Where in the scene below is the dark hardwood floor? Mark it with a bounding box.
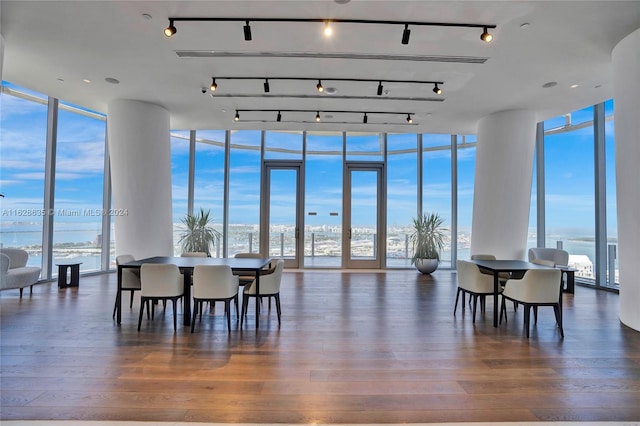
[1,269,640,423]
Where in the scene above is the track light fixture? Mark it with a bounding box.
[243,20,252,41]
[165,17,496,44]
[163,19,176,37]
[402,24,411,45]
[210,78,218,92]
[205,76,443,96]
[323,21,333,37]
[234,109,415,124]
[480,26,493,43]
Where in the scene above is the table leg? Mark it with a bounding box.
[182,269,192,326]
[116,266,122,325]
[255,269,260,329]
[493,272,499,327]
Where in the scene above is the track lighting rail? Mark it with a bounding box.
[164,17,495,43]
[233,109,415,124]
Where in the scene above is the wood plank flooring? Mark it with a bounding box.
[2,269,640,423]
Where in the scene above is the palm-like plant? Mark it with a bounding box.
[178,208,221,257]
[410,212,445,264]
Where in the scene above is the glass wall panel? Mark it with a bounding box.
[265,130,303,160]
[528,150,538,254]
[305,132,343,267]
[193,130,225,257]
[228,130,261,255]
[346,133,383,161]
[386,133,417,268]
[457,135,476,261]
[0,84,48,270]
[170,131,190,255]
[544,106,595,281]
[605,100,618,287]
[423,134,452,268]
[52,103,106,272]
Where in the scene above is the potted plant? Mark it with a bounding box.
[410,212,446,274]
[178,208,221,257]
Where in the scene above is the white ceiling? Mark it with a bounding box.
[2,1,639,134]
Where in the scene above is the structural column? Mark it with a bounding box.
[612,27,640,332]
[470,109,537,260]
[107,99,173,258]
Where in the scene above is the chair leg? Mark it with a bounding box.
[524,305,531,339]
[240,295,248,328]
[225,299,231,332]
[234,294,239,320]
[191,299,198,333]
[113,294,118,319]
[553,304,564,338]
[454,288,461,315]
[30,285,33,295]
[472,295,478,323]
[137,297,146,331]
[19,288,23,298]
[500,297,507,324]
[533,306,538,324]
[172,298,177,333]
[275,294,281,325]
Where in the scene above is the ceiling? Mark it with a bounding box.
[2,1,639,134]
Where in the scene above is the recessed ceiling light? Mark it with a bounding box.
[520,22,530,29]
[570,84,579,89]
[57,78,64,82]
[542,81,557,88]
[82,79,91,83]
[142,13,152,20]
[105,77,120,84]
[334,0,350,3]
[324,87,338,95]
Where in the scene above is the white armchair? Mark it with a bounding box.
[528,248,569,267]
[0,248,41,297]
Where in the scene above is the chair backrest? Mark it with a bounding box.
[256,259,284,295]
[234,252,263,259]
[531,258,555,267]
[116,254,141,289]
[140,263,183,297]
[471,254,496,261]
[0,248,29,269]
[503,269,562,304]
[456,260,494,293]
[181,252,207,257]
[528,248,569,267]
[192,265,239,299]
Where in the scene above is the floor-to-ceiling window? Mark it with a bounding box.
[52,102,106,272]
[544,107,596,281]
[422,134,453,268]
[604,100,618,287]
[456,135,476,261]
[228,130,262,255]
[386,133,417,268]
[170,131,190,255]
[0,84,48,270]
[194,130,226,257]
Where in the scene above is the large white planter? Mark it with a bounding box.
[415,258,439,274]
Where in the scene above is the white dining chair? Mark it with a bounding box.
[455,260,502,323]
[191,265,239,333]
[112,254,141,319]
[241,259,283,327]
[138,263,184,332]
[500,268,563,338]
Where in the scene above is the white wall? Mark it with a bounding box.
[612,27,640,332]
[107,99,174,259]
[470,109,537,260]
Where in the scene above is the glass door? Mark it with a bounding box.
[343,163,385,269]
[261,161,303,268]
